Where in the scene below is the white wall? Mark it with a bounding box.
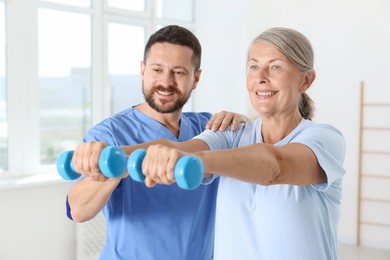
[196,0,390,247]
[194,0,249,114]
[0,181,75,260]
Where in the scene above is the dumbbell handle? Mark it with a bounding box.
[127,149,204,190]
[57,146,127,180]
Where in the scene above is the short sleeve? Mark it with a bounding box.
[193,123,247,151]
[292,124,346,191]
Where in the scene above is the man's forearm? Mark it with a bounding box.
[68,177,121,223]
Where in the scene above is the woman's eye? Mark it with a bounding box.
[271,64,281,70]
[249,64,259,70]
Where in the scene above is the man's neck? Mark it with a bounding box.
[135,103,182,138]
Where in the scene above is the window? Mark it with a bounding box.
[107,0,145,12]
[108,22,145,113]
[0,1,6,171]
[2,0,195,176]
[38,8,92,164]
[40,0,90,7]
[156,0,193,22]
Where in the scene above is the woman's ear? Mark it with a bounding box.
[300,69,316,92]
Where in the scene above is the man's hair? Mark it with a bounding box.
[143,25,202,71]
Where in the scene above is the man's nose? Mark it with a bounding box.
[160,71,175,86]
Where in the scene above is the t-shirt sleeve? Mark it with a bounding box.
[192,130,225,185]
[193,123,246,151]
[194,125,247,185]
[292,124,346,191]
[193,130,230,150]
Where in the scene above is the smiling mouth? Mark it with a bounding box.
[157,90,174,96]
[256,91,276,96]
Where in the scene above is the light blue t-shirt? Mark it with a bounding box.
[67,107,219,260]
[195,118,346,260]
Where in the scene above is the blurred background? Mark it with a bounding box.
[0,0,389,259]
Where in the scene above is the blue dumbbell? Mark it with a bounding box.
[127,149,203,190]
[57,146,127,180]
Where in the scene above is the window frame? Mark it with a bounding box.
[0,0,8,173]
[2,0,195,178]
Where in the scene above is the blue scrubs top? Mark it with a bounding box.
[67,107,218,260]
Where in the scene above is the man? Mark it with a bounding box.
[67,25,246,259]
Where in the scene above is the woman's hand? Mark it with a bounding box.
[141,144,188,188]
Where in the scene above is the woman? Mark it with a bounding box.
[138,27,346,260]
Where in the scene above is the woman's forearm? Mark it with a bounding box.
[196,143,325,186]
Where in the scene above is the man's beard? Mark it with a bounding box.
[142,83,192,114]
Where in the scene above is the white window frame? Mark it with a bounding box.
[0,0,8,174]
[2,0,195,179]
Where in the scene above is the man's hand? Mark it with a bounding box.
[206,111,249,131]
[72,141,128,181]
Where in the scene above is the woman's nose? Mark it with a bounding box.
[257,69,269,84]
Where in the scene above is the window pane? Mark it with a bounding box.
[108,23,145,113]
[0,2,6,170]
[38,9,91,164]
[108,0,145,12]
[40,0,91,8]
[157,0,193,22]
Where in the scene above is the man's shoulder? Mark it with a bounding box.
[182,111,212,122]
[84,107,138,137]
[99,107,141,125]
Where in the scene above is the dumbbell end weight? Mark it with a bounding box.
[57,151,81,180]
[127,149,147,182]
[174,156,203,190]
[98,146,127,178]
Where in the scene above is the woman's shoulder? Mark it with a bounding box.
[299,119,343,137]
[293,119,346,161]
